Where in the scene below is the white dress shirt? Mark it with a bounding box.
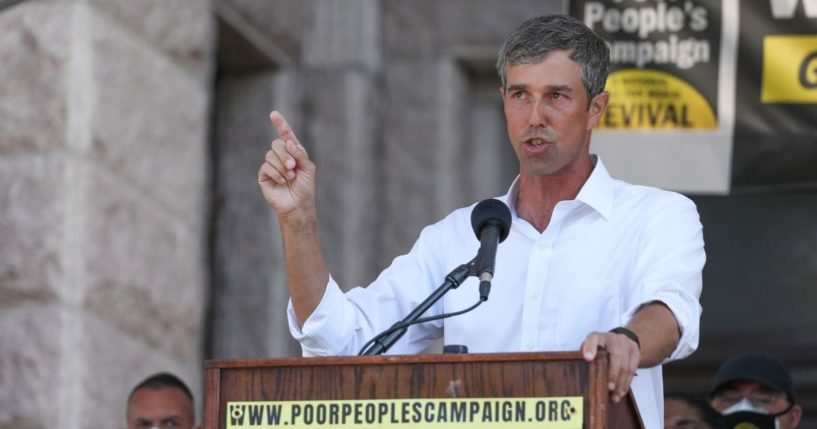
[287,157,705,429]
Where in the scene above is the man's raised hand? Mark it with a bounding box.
[258,111,317,219]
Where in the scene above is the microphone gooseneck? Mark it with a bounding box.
[358,199,512,355]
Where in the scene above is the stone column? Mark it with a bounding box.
[208,70,303,359]
[206,0,304,360]
[301,0,382,289]
[0,1,213,428]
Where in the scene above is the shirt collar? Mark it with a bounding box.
[504,154,615,221]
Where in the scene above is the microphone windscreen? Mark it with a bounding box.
[470,199,512,242]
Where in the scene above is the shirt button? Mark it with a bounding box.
[526,343,534,350]
[537,242,547,250]
[531,292,539,299]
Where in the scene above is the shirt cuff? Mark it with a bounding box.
[286,275,356,356]
[631,287,701,362]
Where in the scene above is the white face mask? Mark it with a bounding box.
[722,397,768,415]
[721,398,781,429]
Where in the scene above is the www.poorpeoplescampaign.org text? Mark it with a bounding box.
[227,397,583,429]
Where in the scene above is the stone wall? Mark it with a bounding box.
[0,1,213,428]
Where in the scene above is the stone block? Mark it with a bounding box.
[73,311,202,429]
[88,9,209,223]
[87,0,213,80]
[303,70,380,288]
[465,97,517,200]
[0,304,63,429]
[0,305,202,429]
[382,0,440,57]
[435,0,563,48]
[220,0,304,61]
[0,3,71,155]
[208,71,299,359]
[0,155,65,303]
[380,62,452,264]
[80,163,205,363]
[383,0,563,58]
[303,0,380,69]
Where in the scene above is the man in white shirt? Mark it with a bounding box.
[258,14,705,429]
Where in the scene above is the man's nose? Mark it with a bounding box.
[527,98,547,127]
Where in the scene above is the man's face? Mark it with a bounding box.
[711,380,801,428]
[500,50,608,179]
[127,387,195,429]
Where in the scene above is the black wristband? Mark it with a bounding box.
[610,327,640,350]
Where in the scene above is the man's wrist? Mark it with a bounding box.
[278,206,318,228]
[610,327,641,350]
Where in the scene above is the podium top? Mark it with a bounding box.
[205,351,587,369]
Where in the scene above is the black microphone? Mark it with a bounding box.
[358,199,511,356]
[470,199,512,301]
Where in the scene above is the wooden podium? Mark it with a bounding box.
[204,351,643,429]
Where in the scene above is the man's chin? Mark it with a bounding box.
[520,163,561,177]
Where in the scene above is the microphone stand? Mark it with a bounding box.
[359,262,474,356]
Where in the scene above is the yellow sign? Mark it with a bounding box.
[598,68,717,130]
[226,397,583,429]
[762,35,817,103]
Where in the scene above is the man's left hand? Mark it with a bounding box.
[581,331,640,403]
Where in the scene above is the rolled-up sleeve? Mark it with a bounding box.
[622,193,705,362]
[286,217,455,357]
[287,275,358,356]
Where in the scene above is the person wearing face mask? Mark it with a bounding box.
[708,353,803,429]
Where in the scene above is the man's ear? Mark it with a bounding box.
[788,404,802,427]
[587,91,609,129]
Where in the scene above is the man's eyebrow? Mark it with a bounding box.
[506,83,528,92]
[505,83,575,92]
[547,84,574,92]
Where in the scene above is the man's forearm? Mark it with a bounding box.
[279,210,330,328]
[627,302,681,368]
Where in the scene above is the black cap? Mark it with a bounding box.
[708,353,796,404]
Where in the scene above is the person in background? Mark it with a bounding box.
[125,372,198,429]
[709,353,802,429]
[665,391,723,429]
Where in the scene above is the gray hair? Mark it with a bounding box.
[496,15,610,103]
